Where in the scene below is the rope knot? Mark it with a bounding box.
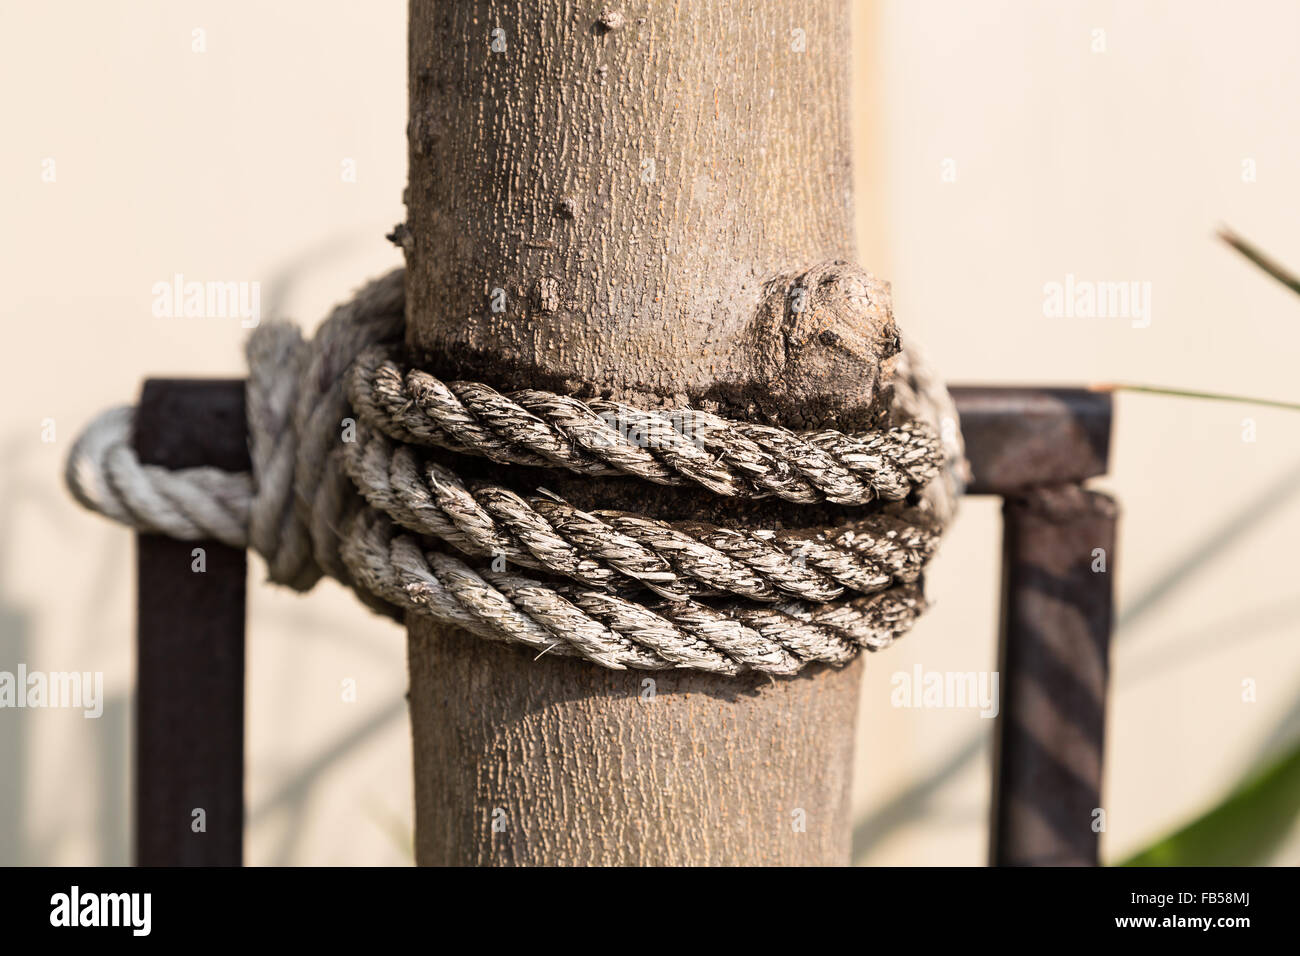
[66,266,967,676]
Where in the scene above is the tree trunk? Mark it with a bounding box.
[404,0,865,865]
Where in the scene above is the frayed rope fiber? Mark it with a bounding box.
[66,268,967,676]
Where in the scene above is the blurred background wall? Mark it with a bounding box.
[1,0,1296,865]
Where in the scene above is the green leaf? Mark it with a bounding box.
[1120,739,1300,866]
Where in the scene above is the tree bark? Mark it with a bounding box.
[404,0,866,865]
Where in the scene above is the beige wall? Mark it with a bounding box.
[1,0,1296,865]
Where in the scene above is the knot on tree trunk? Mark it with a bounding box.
[740,261,901,430]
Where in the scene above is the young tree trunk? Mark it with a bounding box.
[404,0,866,865]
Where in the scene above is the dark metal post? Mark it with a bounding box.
[989,485,1118,865]
[949,388,1117,866]
[123,383,1117,867]
[134,379,248,866]
[951,387,1112,495]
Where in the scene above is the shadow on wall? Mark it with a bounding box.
[0,604,29,864]
[852,454,1300,865]
[0,427,135,865]
[0,565,132,865]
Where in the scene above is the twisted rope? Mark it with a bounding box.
[342,419,938,602]
[349,346,943,505]
[65,405,251,547]
[66,267,964,675]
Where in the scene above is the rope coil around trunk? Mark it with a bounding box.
[65,268,966,676]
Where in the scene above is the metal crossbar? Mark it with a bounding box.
[132,381,1115,867]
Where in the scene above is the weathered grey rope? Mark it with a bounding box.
[342,419,937,603]
[349,346,943,505]
[892,338,970,526]
[341,509,927,676]
[65,267,961,675]
[66,405,251,547]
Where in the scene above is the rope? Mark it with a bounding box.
[343,420,940,602]
[348,346,944,504]
[65,267,966,675]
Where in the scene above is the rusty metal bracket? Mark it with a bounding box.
[134,380,247,866]
[130,380,1115,867]
[955,386,1118,865]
